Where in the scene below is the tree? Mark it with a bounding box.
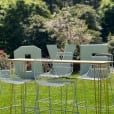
[0,5,7,50]
[22,14,55,57]
[46,16,92,46]
[43,0,73,13]
[45,4,102,47]
[108,39,114,55]
[68,4,101,31]
[72,0,102,8]
[100,2,114,42]
[0,0,51,57]
[1,1,31,56]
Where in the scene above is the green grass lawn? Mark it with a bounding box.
[0,73,114,114]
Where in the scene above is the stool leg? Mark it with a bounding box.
[72,81,79,114]
[60,87,63,114]
[64,85,68,114]
[34,83,40,114]
[21,84,26,114]
[48,86,52,114]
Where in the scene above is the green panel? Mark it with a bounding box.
[47,45,58,59]
[47,44,76,76]
[14,45,42,79]
[80,44,108,75]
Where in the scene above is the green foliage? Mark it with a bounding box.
[72,0,102,8]
[22,14,55,57]
[0,0,51,57]
[100,4,114,41]
[22,15,45,43]
[70,4,101,30]
[108,39,114,54]
[88,30,102,43]
[43,0,73,13]
[0,5,6,27]
[43,0,102,14]
[100,0,112,8]
[46,16,91,46]
[1,1,32,56]
[45,4,102,47]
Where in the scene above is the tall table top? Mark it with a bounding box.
[8,58,112,64]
